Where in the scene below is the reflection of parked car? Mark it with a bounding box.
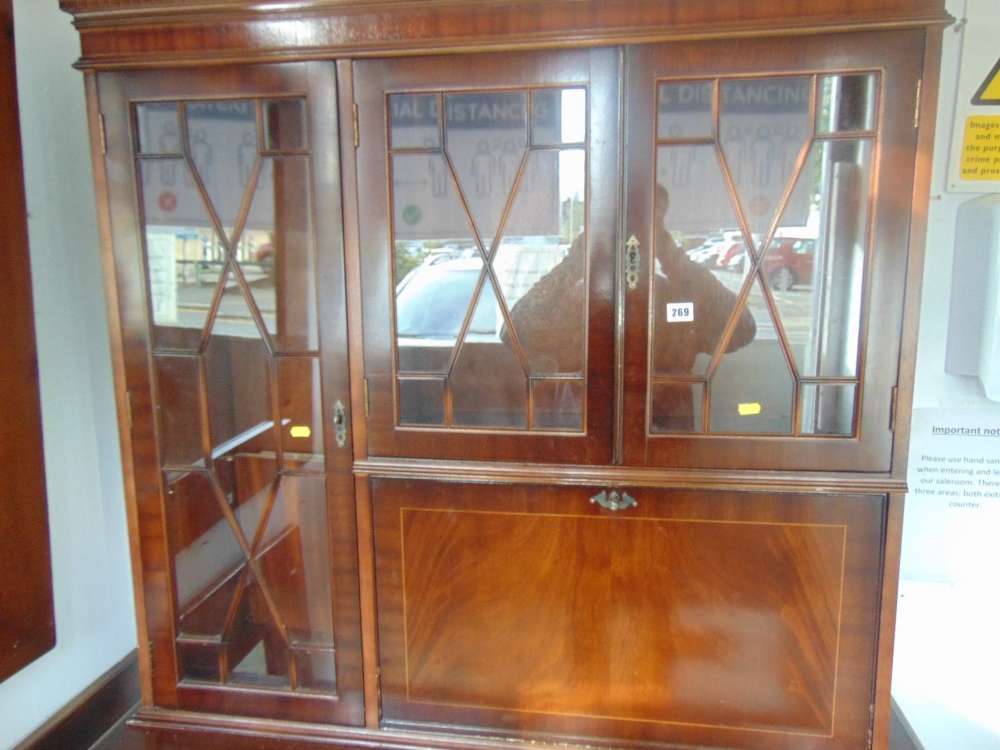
[764,238,815,291]
[395,256,499,342]
[714,240,747,269]
[723,238,815,291]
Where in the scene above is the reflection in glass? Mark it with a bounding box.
[533,380,583,430]
[650,182,756,431]
[135,102,181,156]
[817,74,878,134]
[155,354,203,467]
[139,159,219,351]
[389,93,441,150]
[802,140,871,379]
[392,85,587,432]
[719,76,812,238]
[801,384,856,436]
[533,88,585,145]
[652,72,878,437]
[399,378,446,426]
[264,98,307,151]
[651,382,704,434]
[710,279,794,435]
[184,100,259,242]
[278,357,324,467]
[137,95,337,694]
[243,155,319,353]
[657,80,714,140]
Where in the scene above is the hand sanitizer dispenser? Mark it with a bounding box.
[945,194,1000,400]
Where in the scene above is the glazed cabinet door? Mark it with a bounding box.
[97,63,364,724]
[621,31,924,471]
[372,478,886,750]
[356,32,923,472]
[355,49,620,464]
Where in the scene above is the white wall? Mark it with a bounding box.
[0,1,136,747]
[893,0,1000,747]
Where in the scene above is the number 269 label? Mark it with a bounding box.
[667,302,694,322]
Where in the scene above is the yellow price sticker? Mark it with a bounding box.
[738,403,762,416]
[289,425,312,438]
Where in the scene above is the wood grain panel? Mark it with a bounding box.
[374,479,886,750]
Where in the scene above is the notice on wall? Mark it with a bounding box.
[902,407,1000,582]
[947,0,1000,192]
[958,116,1000,181]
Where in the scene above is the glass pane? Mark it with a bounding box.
[278,356,324,468]
[399,378,446,426]
[204,277,276,459]
[817,73,878,134]
[139,159,220,351]
[389,93,441,150]
[154,354,203,467]
[240,155,319,353]
[650,381,704,433]
[258,475,335,649]
[657,80,714,140]
[135,101,181,156]
[532,379,583,431]
[651,155,754,387]
[294,648,336,692]
[227,576,291,689]
[500,149,586,376]
[184,100,260,241]
[451,283,528,428]
[444,90,529,248]
[227,453,279,551]
[395,253,481,375]
[264,97,307,151]
[532,88,585,146]
[769,140,871,379]
[168,470,245,639]
[656,143,744,271]
[801,383,857,436]
[709,277,794,435]
[719,76,812,237]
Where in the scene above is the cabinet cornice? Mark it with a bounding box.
[61,0,951,69]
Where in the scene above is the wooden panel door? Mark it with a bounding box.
[621,31,925,471]
[97,63,363,724]
[372,478,886,750]
[355,48,620,465]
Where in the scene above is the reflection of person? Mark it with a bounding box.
[651,183,755,430]
[504,184,755,431]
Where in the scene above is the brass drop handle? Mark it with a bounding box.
[590,489,637,511]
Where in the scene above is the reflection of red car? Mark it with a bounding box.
[713,240,747,269]
[763,238,815,291]
[724,238,815,291]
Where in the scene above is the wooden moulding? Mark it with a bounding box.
[59,0,951,69]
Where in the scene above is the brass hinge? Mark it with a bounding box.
[353,102,359,148]
[914,79,923,128]
[889,386,899,431]
[99,113,107,155]
[364,378,370,418]
[867,703,876,750]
